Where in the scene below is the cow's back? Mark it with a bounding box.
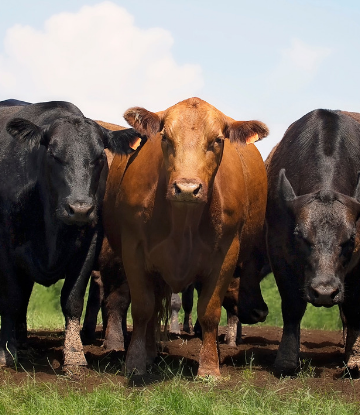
[267,109,360,209]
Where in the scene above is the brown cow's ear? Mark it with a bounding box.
[124,107,163,137]
[227,120,269,145]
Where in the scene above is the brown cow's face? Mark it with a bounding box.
[124,97,269,205]
[160,102,225,203]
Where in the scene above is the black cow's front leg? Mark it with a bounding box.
[61,233,99,368]
[342,269,360,371]
[272,260,307,375]
[0,251,33,366]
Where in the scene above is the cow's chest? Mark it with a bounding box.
[147,233,214,293]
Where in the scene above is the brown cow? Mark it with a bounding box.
[82,120,135,348]
[103,97,268,376]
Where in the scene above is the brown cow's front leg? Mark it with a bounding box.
[197,239,239,377]
[122,247,155,376]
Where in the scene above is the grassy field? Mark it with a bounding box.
[26,273,342,331]
[0,375,358,415]
[2,273,355,414]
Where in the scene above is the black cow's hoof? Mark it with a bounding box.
[273,361,298,378]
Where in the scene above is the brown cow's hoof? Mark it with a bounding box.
[197,366,221,378]
[125,358,146,377]
[103,340,125,352]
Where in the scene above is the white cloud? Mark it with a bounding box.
[269,38,332,93]
[0,1,204,123]
[283,39,331,73]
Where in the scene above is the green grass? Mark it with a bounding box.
[0,376,358,415]
[6,275,357,415]
[259,274,342,331]
[175,273,342,332]
[26,273,342,332]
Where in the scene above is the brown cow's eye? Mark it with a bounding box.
[215,137,223,145]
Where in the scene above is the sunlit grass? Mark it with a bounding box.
[0,376,357,415]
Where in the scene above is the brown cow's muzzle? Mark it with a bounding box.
[168,179,206,203]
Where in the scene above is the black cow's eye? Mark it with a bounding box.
[91,154,105,166]
[340,237,355,258]
[215,137,223,145]
[49,151,63,164]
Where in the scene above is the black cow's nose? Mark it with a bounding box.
[250,307,269,323]
[310,284,341,306]
[68,202,94,223]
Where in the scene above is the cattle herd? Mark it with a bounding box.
[0,97,360,379]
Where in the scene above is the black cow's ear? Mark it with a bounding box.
[278,169,296,203]
[6,118,45,147]
[104,128,143,154]
[226,120,269,145]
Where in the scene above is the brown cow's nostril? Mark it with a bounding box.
[193,184,202,196]
[174,183,182,195]
[174,181,202,196]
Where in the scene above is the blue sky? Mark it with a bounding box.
[1,0,360,158]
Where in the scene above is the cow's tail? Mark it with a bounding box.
[153,275,172,343]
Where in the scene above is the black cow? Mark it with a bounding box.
[0,99,30,107]
[266,109,360,375]
[0,100,139,368]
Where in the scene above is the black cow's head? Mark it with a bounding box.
[279,169,360,307]
[6,116,139,227]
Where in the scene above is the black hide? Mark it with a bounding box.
[266,109,360,374]
[0,100,139,367]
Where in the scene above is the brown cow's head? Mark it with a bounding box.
[124,97,268,204]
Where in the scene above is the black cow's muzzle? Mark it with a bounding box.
[238,305,269,324]
[62,200,96,226]
[306,280,343,307]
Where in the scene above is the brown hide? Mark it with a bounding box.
[103,97,268,377]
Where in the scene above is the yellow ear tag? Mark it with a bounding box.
[130,137,142,150]
[246,133,259,145]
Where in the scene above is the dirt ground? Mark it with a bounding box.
[2,325,360,402]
